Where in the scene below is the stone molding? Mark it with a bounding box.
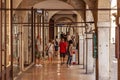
[86,34,93,39]
[97,22,111,27]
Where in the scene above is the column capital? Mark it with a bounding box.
[97,21,111,27]
[79,35,84,40]
[86,34,93,39]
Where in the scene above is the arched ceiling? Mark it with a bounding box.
[14,0,96,22]
[56,17,73,22]
[14,0,97,10]
[46,10,81,22]
[33,0,80,21]
[55,11,75,14]
[83,0,96,8]
[34,0,73,9]
[53,12,76,22]
[13,0,22,8]
[13,0,97,8]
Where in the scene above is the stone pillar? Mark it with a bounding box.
[86,34,94,73]
[83,34,86,69]
[85,5,94,73]
[97,0,110,80]
[24,27,29,64]
[109,43,117,80]
[97,22,110,80]
[79,35,84,65]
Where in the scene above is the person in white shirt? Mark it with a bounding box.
[35,36,43,67]
[67,32,71,42]
[46,40,54,63]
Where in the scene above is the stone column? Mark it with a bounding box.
[79,35,84,65]
[97,0,110,80]
[83,34,86,69]
[97,22,110,80]
[24,27,29,64]
[86,34,94,73]
[85,5,94,73]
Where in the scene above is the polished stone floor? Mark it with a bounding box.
[16,57,95,80]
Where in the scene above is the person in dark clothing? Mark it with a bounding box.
[59,38,67,65]
[66,40,73,68]
[60,32,64,39]
[54,36,59,56]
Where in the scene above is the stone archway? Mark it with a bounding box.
[54,16,74,37]
[49,14,76,40]
[32,0,84,42]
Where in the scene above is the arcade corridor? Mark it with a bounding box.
[0,0,120,80]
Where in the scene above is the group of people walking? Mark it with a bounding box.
[59,32,75,67]
[35,32,78,68]
[59,38,73,67]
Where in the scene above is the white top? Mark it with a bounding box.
[36,39,42,52]
[67,35,71,41]
[47,43,54,53]
[55,38,59,43]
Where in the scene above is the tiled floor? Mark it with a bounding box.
[16,57,95,80]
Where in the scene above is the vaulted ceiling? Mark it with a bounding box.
[14,0,97,9]
[13,0,97,22]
